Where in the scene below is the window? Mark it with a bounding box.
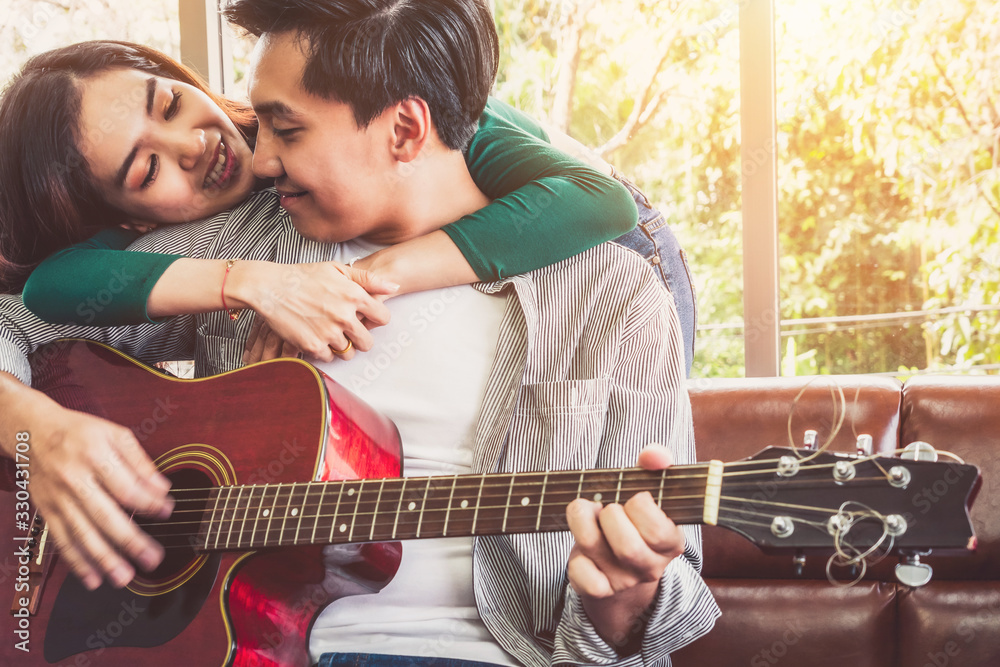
[3,0,996,378]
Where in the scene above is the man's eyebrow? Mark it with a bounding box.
[253,100,300,118]
[113,78,156,189]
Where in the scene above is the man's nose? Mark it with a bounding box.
[252,131,283,180]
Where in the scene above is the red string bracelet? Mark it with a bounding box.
[221,259,241,321]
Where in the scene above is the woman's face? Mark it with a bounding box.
[77,67,257,225]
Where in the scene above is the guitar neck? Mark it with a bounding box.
[196,465,715,551]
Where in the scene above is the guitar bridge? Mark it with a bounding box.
[9,511,54,617]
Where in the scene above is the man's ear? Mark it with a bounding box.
[389,97,431,163]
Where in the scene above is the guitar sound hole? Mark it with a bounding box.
[135,468,213,585]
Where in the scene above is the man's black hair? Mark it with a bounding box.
[224,0,499,150]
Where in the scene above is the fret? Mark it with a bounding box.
[263,483,282,546]
[310,482,328,545]
[392,478,406,540]
[205,487,224,551]
[275,484,295,546]
[213,486,234,551]
[471,475,486,535]
[443,475,459,537]
[501,472,516,532]
[657,469,665,508]
[227,486,246,549]
[235,486,253,549]
[576,469,585,500]
[415,477,432,538]
[614,469,624,505]
[369,479,386,542]
[535,472,549,532]
[329,481,346,542]
[346,482,362,542]
[292,483,311,545]
[249,484,268,548]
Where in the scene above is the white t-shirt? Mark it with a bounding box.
[308,239,517,666]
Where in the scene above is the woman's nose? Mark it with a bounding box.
[172,127,207,171]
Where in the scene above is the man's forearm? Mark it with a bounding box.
[0,370,53,458]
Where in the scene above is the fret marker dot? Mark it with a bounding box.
[593,493,603,503]
[521,497,530,506]
[348,488,355,496]
[460,500,469,509]
[262,509,270,517]
[408,501,416,511]
[291,508,298,517]
[339,524,347,533]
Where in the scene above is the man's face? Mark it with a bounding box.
[247,31,389,242]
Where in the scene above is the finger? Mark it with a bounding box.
[111,430,172,517]
[328,338,356,361]
[43,513,103,591]
[355,297,392,328]
[99,451,175,521]
[86,486,167,575]
[598,501,672,581]
[637,443,674,470]
[338,319,374,352]
[623,492,686,557]
[59,492,141,588]
[344,267,400,296]
[567,549,615,599]
[244,320,273,364]
[566,498,614,561]
[259,326,285,361]
[280,339,302,358]
[243,317,266,363]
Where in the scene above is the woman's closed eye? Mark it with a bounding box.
[141,154,159,189]
[164,91,182,120]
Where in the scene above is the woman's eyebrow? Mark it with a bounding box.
[114,78,157,189]
[145,76,156,115]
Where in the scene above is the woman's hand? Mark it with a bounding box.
[226,260,397,363]
[0,374,173,590]
[565,444,685,650]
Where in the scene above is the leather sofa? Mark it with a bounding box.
[674,375,1000,667]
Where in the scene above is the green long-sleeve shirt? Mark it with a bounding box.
[23,98,636,325]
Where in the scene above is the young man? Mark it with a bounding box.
[0,1,718,663]
[228,2,717,664]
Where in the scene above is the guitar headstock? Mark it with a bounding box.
[715,445,980,568]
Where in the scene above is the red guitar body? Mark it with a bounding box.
[1,339,403,667]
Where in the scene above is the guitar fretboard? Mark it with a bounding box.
[196,465,712,551]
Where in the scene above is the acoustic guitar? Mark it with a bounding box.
[0,340,980,666]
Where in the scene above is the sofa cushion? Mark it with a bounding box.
[688,375,902,579]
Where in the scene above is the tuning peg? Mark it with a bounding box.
[895,550,934,587]
[803,429,818,450]
[856,434,873,456]
[901,441,937,462]
[793,551,806,576]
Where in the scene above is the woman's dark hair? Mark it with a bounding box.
[224,0,499,151]
[0,40,257,293]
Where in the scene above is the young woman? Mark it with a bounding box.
[0,40,696,370]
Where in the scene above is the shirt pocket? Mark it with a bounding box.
[194,323,246,377]
[511,377,612,472]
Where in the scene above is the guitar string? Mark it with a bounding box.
[132,491,885,547]
[131,454,905,509]
[140,464,910,528]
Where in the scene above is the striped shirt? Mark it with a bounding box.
[0,189,719,665]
